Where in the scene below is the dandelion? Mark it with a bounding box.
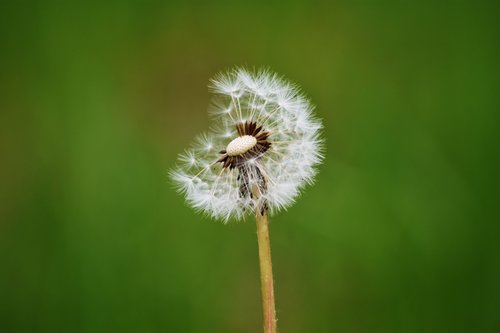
[170,68,324,333]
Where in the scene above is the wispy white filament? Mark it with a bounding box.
[170,68,324,222]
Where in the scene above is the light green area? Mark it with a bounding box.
[1,1,499,332]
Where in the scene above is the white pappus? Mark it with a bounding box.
[170,68,324,222]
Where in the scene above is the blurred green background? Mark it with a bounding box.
[1,1,499,332]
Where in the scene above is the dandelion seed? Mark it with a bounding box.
[170,67,324,222]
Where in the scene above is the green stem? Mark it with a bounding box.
[255,209,277,333]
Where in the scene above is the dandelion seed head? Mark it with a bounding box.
[171,67,324,222]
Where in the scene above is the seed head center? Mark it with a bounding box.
[226,135,257,157]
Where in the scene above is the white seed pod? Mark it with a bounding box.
[170,68,324,222]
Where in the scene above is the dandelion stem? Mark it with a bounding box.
[255,208,277,333]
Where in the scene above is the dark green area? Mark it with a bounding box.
[1,1,499,332]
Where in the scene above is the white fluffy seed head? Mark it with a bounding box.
[226,135,257,156]
[171,67,324,223]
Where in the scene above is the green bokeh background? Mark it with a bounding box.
[1,1,499,332]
